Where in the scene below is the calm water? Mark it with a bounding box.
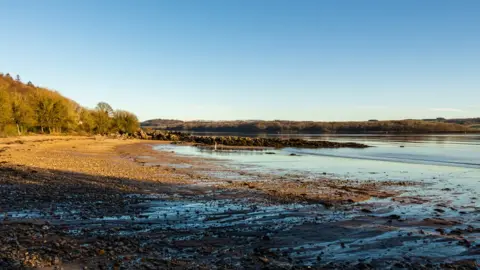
[156,134,480,186]
[155,134,479,216]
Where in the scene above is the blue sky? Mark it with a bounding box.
[1,0,479,121]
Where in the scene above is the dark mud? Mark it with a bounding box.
[1,163,479,269]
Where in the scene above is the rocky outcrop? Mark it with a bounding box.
[135,129,149,140]
[142,130,370,149]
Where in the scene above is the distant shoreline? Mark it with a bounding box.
[142,118,480,134]
[142,129,480,136]
[164,130,480,135]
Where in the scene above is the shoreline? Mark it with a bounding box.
[144,131,371,149]
[0,136,478,269]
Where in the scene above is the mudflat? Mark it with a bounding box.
[0,136,478,269]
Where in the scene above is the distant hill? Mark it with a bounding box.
[142,118,478,134]
[422,117,480,129]
[141,119,185,129]
[445,118,480,126]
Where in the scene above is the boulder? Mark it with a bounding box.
[135,129,148,140]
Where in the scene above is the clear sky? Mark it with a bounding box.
[1,0,479,121]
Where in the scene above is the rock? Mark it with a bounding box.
[449,260,478,269]
[388,214,401,220]
[459,239,472,248]
[423,218,460,226]
[449,229,463,235]
[259,257,269,264]
[135,129,148,140]
[357,262,373,269]
[142,131,371,149]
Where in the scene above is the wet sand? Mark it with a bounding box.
[0,136,478,269]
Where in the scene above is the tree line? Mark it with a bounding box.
[142,118,475,134]
[0,73,139,136]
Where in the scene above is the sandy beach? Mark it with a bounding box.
[0,136,478,269]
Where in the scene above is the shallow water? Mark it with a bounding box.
[154,134,480,231]
[154,134,480,187]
